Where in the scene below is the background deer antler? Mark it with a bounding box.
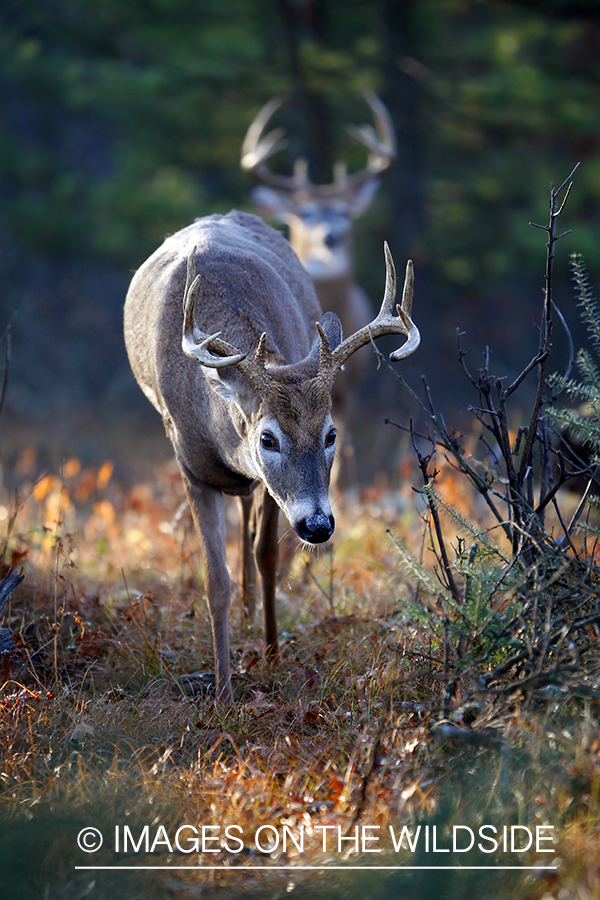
[241,89,396,196]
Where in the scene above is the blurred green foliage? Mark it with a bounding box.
[423,1,600,285]
[0,0,278,262]
[2,0,598,271]
[0,0,599,439]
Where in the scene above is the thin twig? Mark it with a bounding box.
[410,421,462,603]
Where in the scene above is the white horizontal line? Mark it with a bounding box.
[74,865,557,871]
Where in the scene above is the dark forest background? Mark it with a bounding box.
[1,0,600,480]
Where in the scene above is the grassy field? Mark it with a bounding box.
[1,442,599,900]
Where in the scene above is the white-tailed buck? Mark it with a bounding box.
[124,210,418,703]
[241,91,397,480]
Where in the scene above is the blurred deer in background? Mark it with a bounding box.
[124,211,419,703]
[241,90,397,488]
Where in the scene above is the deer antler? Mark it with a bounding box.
[241,91,396,197]
[181,249,272,399]
[344,88,396,179]
[241,98,306,192]
[315,243,419,385]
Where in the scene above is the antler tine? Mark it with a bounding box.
[390,256,420,362]
[236,331,272,399]
[400,248,413,318]
[316,243,419,383]
[182,249,246,368]
[363,88,397,165]
[344,89,397,182]
[242,126,288,171]
[315,320,337,385]
[241,97,285,161]
[241,98,304,192]
[381,239,398,315]
[182,249,272,398]
[241,98,288,171]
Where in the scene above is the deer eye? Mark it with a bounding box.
[325,427,337,448]
[260,431,280,452]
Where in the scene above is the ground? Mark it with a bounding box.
[0,446,599,900]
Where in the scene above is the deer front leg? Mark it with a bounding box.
[238,493,257,622]
[181,474,233,704]
[254,485,280,663]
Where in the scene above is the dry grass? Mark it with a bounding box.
[0,447,599,899]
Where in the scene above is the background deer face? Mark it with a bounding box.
[251,184,382,282]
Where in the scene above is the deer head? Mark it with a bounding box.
[180,239,418,543]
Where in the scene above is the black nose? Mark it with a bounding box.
[296,513,335,544]
[324,232,339,248]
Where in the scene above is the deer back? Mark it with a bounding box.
[124,210,325,492]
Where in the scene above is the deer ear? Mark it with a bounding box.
[318,311,343,350]
[204,366,256,409]
[251,186,293,222]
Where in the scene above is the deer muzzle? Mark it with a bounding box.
[295,511,335,544]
